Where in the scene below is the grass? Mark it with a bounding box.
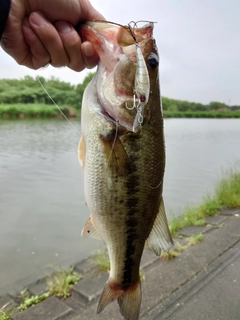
[2,267,82,317]
[91,250,111,272]
[0,103,77,118]
[0,310,10,320]
[187,234,204,246]
[46,267,81,299]
[169,167,240,236]
[161,234,204,261]
[215,168,240,207]
[160,241,185,261]
[18,289,49,311]
[161,249,181,261]
[0,304,15,320]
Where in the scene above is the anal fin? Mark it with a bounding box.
[147,198,174,255]
[81,215,102,240]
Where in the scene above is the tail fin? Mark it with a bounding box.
[97,278,141,320]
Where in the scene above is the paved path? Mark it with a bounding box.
[1,208,240,320]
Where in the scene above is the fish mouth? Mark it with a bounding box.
[99,98,134,130]
[100,105,118,124]
[81,21,154,132]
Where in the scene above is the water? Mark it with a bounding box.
[0,118,239,294]
[163,119,240,214]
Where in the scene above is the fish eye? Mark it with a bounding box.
[147,53,159,69]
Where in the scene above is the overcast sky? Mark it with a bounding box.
[0,0,239,105]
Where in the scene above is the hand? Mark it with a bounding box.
[1,0,104,71]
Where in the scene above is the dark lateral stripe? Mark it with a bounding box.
[123,193,139,287]
[122,148,141,287]
[123,226,137,286]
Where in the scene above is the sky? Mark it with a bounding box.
[0,0,240,105]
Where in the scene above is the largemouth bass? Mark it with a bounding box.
[79,21,173,320]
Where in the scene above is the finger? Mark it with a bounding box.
[29,11,69,67]
[1,16,35,68]
[22,18,50,69]
[54,21,85,72]
[81,41,99,69]
[80,0,105,21]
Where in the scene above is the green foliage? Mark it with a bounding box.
[0,73,95,110]
[162,96,240,117]
[161,249,180,260]
[0,302,17,320]
[91,250,111,272]
[47,267,81,299]
[8,267,81,317]
[18,289,49,311]
[0,311,10,320]
[187,234,204,246]
[169,166,240,236]
[1,74,240,118]
[0,305,14,320]
[215,169,240,207]
[0,104,75,118]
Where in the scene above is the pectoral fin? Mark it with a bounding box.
[100,131,127,176]
[78,135,86,169]
[81,216,102,240]
[147,198,174,255]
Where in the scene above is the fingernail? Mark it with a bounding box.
[30,12,46,26]
[55,21,72,34]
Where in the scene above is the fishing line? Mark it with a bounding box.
[36,74,81,136]
[172,238,208,274]
[106,120,119,168]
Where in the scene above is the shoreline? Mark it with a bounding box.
[0,104,79,119]
[1,104,240,119]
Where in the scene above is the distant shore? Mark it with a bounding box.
[164,110,240,118]
[1,104,240,119]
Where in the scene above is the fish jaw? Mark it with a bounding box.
[80,21,155,132]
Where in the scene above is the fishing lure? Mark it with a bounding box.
[125,22,150,132]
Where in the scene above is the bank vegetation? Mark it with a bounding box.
[0,75,240,118]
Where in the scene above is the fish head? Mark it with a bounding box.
[80,21,160,132]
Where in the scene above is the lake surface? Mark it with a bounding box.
[0,118,240,294]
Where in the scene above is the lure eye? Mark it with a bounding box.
[147,53,159,69]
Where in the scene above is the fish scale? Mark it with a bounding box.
[79,21,173,320]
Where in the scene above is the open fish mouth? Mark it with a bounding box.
[80,20,154,132]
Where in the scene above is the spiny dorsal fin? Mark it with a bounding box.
[147,198,174,255]
[81,216,102,240]
[100,131,128,176]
